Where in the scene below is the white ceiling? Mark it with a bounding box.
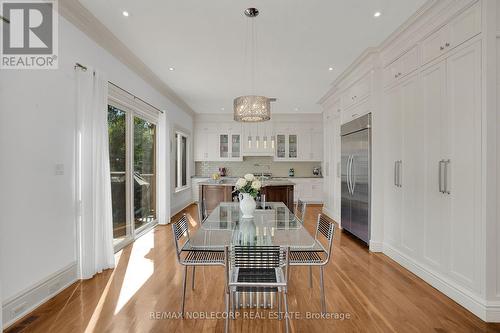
[79,0,427,114]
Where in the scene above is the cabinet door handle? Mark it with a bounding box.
[444,159,450,194]
[394,160,399,187]
[398,160,402,187]
[438,160,445,193]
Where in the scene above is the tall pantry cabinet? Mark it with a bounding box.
[383,39,482,293]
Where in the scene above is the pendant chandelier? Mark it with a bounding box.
[234,8,271,122]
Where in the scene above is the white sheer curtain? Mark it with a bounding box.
[76,67,115,279]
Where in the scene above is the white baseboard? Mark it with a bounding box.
[369,240,383,252]
[170,201,195,219]
[2,262,78,329]
[321,207,341,227]
[382,244,498,322]
[485,302,500,322]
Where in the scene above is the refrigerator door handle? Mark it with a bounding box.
[347,155,353,195]
[351,156,356,194]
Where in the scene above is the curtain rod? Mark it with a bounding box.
[74,62,165,114]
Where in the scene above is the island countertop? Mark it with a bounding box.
[198,179,295,187]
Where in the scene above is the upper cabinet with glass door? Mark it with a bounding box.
[274,123,299,161]
[218,125,243,161]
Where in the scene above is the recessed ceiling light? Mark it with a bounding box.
[221,107,225,111]
[374,12,381,18]
[294,107,300,111]
[328,67,334,71]
[168,67,175,71]
[122,11,129,17]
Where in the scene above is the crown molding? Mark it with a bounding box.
[58,0,195,117]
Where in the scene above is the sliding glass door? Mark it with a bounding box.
[133,117,156,231]
[108,104,157,251]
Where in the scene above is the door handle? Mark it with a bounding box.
[398,160,402,187]
[347,155,352,194]
[351,156,356,194]
[438,160,445,193]
[348,155,354,195]
[394,160,398,187]
[444,159,450,194]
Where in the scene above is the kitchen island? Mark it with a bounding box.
[199,179,295,217]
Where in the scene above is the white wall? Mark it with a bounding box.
[0,14,192,325]
[170,112,195,216]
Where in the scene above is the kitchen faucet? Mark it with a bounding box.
[253,163,271,180]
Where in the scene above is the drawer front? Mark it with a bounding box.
[342,74,371,109]
[341,99,370,124]
[383,62,399,87]
[448,2,481,50]
[400,46,419,77]
[421,26,447,65]
[421,2,481,65]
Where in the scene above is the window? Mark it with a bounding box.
[175,131,189,191]
[108,101,158,251]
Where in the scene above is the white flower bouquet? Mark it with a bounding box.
[234,173,261,198]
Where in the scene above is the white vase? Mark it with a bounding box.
[239,193,256,218]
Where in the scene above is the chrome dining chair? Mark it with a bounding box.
[172,214,224,317]
[295,199,307,223]
[290,213,335,314]
[224,245,291,333]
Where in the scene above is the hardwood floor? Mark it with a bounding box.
[6,204,500,332]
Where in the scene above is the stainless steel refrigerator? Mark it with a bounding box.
[341,113,371,244]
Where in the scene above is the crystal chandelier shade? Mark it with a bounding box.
[233,95,271,122]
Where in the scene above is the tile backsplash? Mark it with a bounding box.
[195,157,321,178]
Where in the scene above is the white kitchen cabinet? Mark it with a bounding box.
[191,177,209,202]
[341,73,371,109]
[421,42,482,290]
[421,2,481,65]
[298,127,323,161]
[383,71,424,254]
[383,46,419,88]
[218,131,242,161]
[421,59,448,269]
[399,73,423,256]
[274,132,299,161]
[444,41,481,289]
[341,98,370,124]
[322,105,341,220]
[383,82,403,247]
[290,178,323,203]
[384,41,482,292]
[194,125,218,161]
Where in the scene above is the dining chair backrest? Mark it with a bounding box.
[296,199,307,222]
[225,245,290,287]
[172,214,190,262]
[314,214,335,263]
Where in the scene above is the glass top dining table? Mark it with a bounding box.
[183,202,323,252]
